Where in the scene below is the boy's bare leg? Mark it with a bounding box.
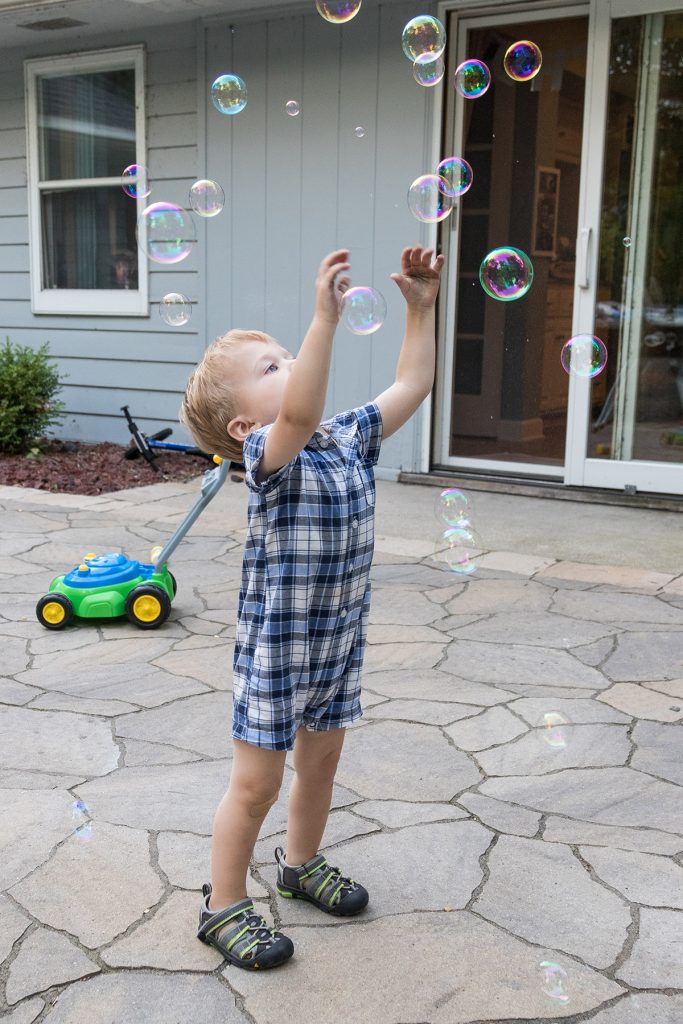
[209,739,287,912]
[285,725,347,865]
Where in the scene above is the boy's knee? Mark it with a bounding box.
[248,793,279,819]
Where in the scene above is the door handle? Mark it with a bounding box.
[577,226,592,289]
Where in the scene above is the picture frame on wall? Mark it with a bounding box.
[532,166,560,258]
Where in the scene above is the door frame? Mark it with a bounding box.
[569,0,683,494]
[427,0,683,496]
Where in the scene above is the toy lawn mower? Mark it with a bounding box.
[36,455,231,631]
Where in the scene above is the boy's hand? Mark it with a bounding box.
[390,246,445,310]
[314,248,351,324]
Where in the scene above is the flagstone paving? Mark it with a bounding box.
[0,477,681,1023]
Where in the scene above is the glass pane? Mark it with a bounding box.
[41,187,138,290]
[448,17,588,467]
[38,69,136,181]
[592,11,683,465]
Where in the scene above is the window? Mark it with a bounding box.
[25,46,148,315]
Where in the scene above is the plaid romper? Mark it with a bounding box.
[231,401,383,751]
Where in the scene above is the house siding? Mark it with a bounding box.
[0,1,436,475]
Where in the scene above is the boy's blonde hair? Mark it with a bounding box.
[179,329,272,462]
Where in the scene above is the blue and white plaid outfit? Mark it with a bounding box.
[231,401,383,750]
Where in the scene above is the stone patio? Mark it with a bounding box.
[0,473,682,1024]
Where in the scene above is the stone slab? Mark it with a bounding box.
[102,890,223,970]
[115,691,232,759]
[156,831,268,898]
[440,640,607,689]
[449,610,618,648]
[581,847,683,909]
[602,632,683,682]
[444,578,553,614]
[42,971,243,1023]
[476,835,630,968]
[335,720,481,801]
[553,588,683,625]
[352,800,469,829]
[445,706,528,751]
[617,908,683,988]
[226,911,622,1023]
[536,561,674,591]
[598,684,683,723]
[74,759,234,834]
[9,821,164,948]
[1,789,83,890]
[457,792,541,837]
[364,669,516,706]
[476,724,631,777]
[0,998,44,1024]
[6,928,100,1005]
[0,894,31,964]
[631,721,683,785]
[587,994,683,1024]
[123,738,203,767]
[476,551,557,575]
[364,697,481,725]
[510,696,631,725]
[369,587,447,624]
[542,818,683,856]
[481,767,683,834]
[0,706,118,776]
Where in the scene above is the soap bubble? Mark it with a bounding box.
[286,99,300,116]
[536,711,571,750]
[159,292,192,327]
[211,74,247,115]
[137,202,196,264]
[560,335,608,378]
[189,179,225,218]
[435,487,473,526]
[340,286,386,335]
[539,961,570,1004]
[408,174,453,223]
[413,56,445,86]
[479,247,534,300]
[121,164,151,199]
[503,40,543,81]
[433,526,484,575]
[623,236,632,247]
[436,156,473,197]
[402,15,446,65]
[71,799,93,842]
[354,125,366,138]
[454,59,491,98]
[316,0,361,23]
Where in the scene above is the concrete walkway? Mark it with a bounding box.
[0,473,682,1024]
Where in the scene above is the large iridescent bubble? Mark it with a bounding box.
[159,292,192,327]
[316,0,362,23]
[136,202,196,265]
[433,525,484,575]
[454,59,491,98]
[435,486,473,526]
[189,179,225,218]
[560,335,608,378]
[503,40,543,82]
[340,286,386,335]
[479,247,533,300]
[413,56,445,87]
[211,74,247,115]
[402,15,446,65]
[436,156,473,198]
[407,174,452,223]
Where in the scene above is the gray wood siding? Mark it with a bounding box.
[0,21,203,446]
[0,1,437,472]
[205,0,436,474]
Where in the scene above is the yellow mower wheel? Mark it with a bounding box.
[36,593,74,631]
[124,584,171,630]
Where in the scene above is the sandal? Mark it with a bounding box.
[197,883,294,970]
[274,845,369,917]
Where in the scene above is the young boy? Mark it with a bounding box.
[181,245,444,970]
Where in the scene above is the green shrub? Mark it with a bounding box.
[0,338,66,455]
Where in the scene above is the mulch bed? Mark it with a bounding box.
[0,439,217,496]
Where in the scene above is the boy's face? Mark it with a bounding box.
[227,338,297,443]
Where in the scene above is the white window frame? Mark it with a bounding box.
[25,45,148,316]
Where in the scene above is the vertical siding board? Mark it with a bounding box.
[372,0,433,469]
[263,15,304,343]
[299,9,340,383]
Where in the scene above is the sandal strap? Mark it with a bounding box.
[199,900,280,960]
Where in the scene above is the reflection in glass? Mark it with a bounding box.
[592,13,683,464]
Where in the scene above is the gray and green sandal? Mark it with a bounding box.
[274,845,369,916]
[197,883,294,970]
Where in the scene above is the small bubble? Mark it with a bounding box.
[354,125,366,138]
[286,99,300,116]
[623,236,632,247]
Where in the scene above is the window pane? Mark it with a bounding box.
[41,187,138,290]
[38,69,136,181]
